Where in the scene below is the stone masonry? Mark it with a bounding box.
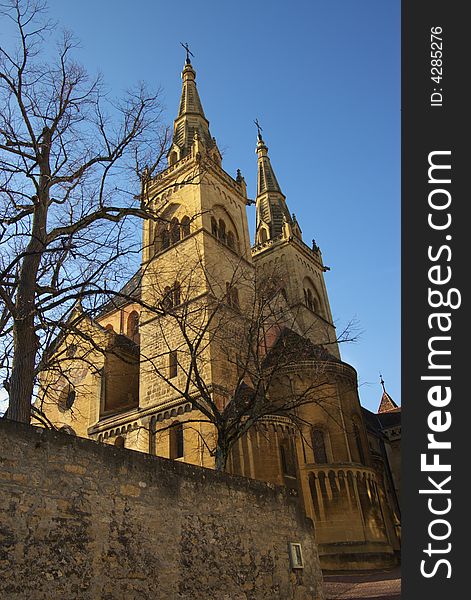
[0,419,324,599]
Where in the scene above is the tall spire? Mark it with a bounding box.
[378,374,399,413]
[168,49,216,163]
[254,125,296,243]
[256,127,282,195]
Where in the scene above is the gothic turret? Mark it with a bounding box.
[378,375,399,413]
[254,129,298,244]
[167,57,219,165]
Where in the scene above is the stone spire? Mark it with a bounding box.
[168,57,216,163]
[378,374,399,413]
[255,128,296,244]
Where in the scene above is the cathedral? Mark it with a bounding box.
[38,55,401,571]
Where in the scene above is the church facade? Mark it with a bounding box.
[38,57,401,571]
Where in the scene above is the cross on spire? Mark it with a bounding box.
[380,372,386,392]
[180,42,194,64]
[254,118,263,141]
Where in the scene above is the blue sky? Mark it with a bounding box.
[33,0,401,412]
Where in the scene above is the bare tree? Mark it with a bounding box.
[139,248,358,471]
[0,0,172,422]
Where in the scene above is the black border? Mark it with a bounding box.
[402,2,467,597]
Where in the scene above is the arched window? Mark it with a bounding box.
[161,228,170,250]
[218,219,226,244]
[169,351,178,379]
[226,283,240,308]
[303,279,323,316]
[181,216,191,238]
[169,422,184,459]
[127,311,139,343]
[114,436,125,448]
[227,230,235,250]
[353,421,365,464]
[172,283,181,307]
[307,289,313,311]
[105,324,114,332]
[211,217,218,237]
[260,228,268,243]
[280,438,297,477]
[162,286,173,311]
[311,429,328,464]
[170,218,180,245]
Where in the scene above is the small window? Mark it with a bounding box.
[162,284,180,310]
[66,344,77,358]
[58,385,76,412]
[181,216,191,238]
[173,283,181,307]
[170,218,180,245]
[307,289,313,311]
[280,438,297,477]
[162,228,170,250]
[353,422,365,464]
[114,436,125,448]
[169,351,178,379]
[169,422,184,459]
[162,286,173,311]
[211,217,218,237]
[311,429,328,464]
[218,219,226,244]
[127,311,139,343]
[226,283,240,309]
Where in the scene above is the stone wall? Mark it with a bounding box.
[0,419,324,600]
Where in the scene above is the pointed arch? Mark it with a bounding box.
[181,215,191,238]
[170,217,180,244]
[303,276,324,317]
[352,419,366,465]
[227,230,236,250]
[173,282,181,306]
[311,428,328,464]
[161,227,170,250]
[114,436,125,448]
[218,219,226,244]
[127,310,139,343]
[169,421,184,459]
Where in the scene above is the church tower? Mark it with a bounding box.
[138,55,254,467]
[251,131,339,357]
[38,53,400,572]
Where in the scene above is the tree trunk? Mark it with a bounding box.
[8,314,39,423]
[214,441,229,472]
[8,131,50,423]
[8,230,44,423]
